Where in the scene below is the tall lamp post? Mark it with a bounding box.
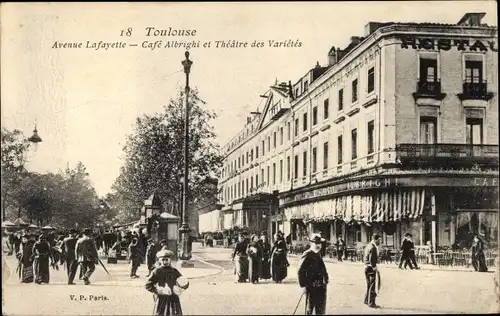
[179,51,193,263]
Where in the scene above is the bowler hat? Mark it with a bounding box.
[372,233,381,240]
[156,249,174,259]
[309,233,326,244]
[405,233,412,237]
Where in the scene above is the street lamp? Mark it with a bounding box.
[179,51,193,263]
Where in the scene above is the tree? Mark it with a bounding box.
[111,87,223,224]
[1,128,31,219]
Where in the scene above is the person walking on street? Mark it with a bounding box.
[76,228,99,285]
[231,234,249,283]
[270,232,289,283]
[407,234,420,269]
[128,238,142,278]
[471,235,488,272]
[259,233,272,280]
[146,238,158,277]
[246,234,263,284]
[61,229,79,284]
[398,233,414,270]
[32,234,55,284]
[364,234,381,308]
[335,236,346,262]
[297,234,329,315]
[17,233,35,283]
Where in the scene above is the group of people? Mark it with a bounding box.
[231,231,289,284]
[14,228,100,285]
[398,233,420,270]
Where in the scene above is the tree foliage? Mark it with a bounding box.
[108,87,222,224]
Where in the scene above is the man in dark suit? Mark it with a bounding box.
[76,229,99,285]
[61,229,79,284]
[407,234,420,270]
[128,238,142,278]
[398,233,414,269]
[364,233,381,308]
[298,234,329,315]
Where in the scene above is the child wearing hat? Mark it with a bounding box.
[145,249,189,315]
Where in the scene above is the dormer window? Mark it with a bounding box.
[303,81,309,92]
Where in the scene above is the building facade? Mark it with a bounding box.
[207,12,498,250]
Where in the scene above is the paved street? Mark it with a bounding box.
[2,243,499,315]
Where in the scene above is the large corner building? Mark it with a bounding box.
[200,12,498,251]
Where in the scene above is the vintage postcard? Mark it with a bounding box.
[1,1,499,315]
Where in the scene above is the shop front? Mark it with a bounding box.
[279,170,499,251]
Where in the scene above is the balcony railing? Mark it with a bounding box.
[396,143,499,167]
[413,79,446,100]
[458,82,494,101]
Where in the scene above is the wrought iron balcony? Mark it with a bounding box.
[412,79,446,100]
[396,143,499,168]
[458,82,494,101]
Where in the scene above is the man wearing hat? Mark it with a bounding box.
[61,229,79,284]
[297,233,329,315]
[146,238,158,277]
[128,237,142,278]
[364,233,381,308]
[76,228,99,285]
[398,233,414,270]
[145,249,189,315]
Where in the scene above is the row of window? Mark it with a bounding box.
[222,67,376,179]
[221,120,376,202]
[420,57,483,83]
[221,67,377,178]
[420,117,484,145]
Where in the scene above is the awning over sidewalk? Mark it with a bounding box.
[285,189,426,223]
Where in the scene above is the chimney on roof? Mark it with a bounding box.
[364,22,385,37]
[315,61,321,68]
[288,81,294,100]
[246,117,252,124]
[328,46,338,66]
[350,36,362,46]
[457,12,486,26]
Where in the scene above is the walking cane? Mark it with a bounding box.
[292,292,305,315]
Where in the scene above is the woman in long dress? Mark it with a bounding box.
[231,234,249,283]
[271,233,289,283]
[17,234,35,283]
[246,234,262,284]
[471,235,488,272]
[259,234,272,280]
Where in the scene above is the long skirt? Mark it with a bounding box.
[260,257,271,280]
[33,256,50,283]
[21,262,34,283]
[472,252,488,272]
[234,255,249,282]
[271,252,288,282]
[153,294,182,316]
[248,256,261,283]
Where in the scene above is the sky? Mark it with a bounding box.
[1,1,497,196]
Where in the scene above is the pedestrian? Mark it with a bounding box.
[398,233,414,270]
[297,233,329,315]
[259,233,272,280]
[318,232,327,258]
[364,233,381,309]
[61,229,79,285]
[145,249,190,316]
[335,236,346,262]
[247,234,263,284]
[128,238,142,278]
[146,239,158,277]
[32,233,55,284]
[17,233,35,283]
[270,232,289,283]
[407,234,420,269]
[231,234,249,283]
[471,235,488,272]
[76,228,99,285]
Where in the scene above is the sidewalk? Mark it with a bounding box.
[203,245,495,273]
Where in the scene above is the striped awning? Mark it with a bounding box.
[284,189,426,223]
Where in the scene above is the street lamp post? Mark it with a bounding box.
[179,51,193,263]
